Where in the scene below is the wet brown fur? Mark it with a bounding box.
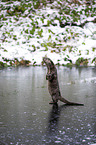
[43,57,84,106]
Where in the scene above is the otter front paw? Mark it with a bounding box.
[46,74,53,80]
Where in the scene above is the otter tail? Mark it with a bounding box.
[59,96,84,106]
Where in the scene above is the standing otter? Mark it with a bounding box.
[43,57,84,106]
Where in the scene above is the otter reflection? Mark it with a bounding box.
[48,104,60,133]
[48,104,68,133]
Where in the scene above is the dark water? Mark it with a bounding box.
[0,66,96,145]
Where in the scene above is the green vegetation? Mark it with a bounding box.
[75,57,88,66]
[92,57,96,66]
[0,0,96,67]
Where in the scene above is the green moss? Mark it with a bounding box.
[75,57,88,66]
[30,27,35,35]
[25,29,29,34]
[13,35,17,40]
[92,47,96,52]
[0,61,7,68]
[41,86,45,88]
[66,63,73,67]
[20,59,31,65]
[33,61,36,66]
[92,57,96,65]
[37,28,43,37]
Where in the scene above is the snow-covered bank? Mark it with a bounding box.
[0,0,96,67]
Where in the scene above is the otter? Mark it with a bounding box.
[43,57,84,106]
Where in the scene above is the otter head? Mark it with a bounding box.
[43,57,55,71]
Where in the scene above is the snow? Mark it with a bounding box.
[0,1,96,66]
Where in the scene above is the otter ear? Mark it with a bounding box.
[43,56,48,59]
[43,57,48,62]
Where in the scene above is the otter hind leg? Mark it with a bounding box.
[49,96,58,104]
